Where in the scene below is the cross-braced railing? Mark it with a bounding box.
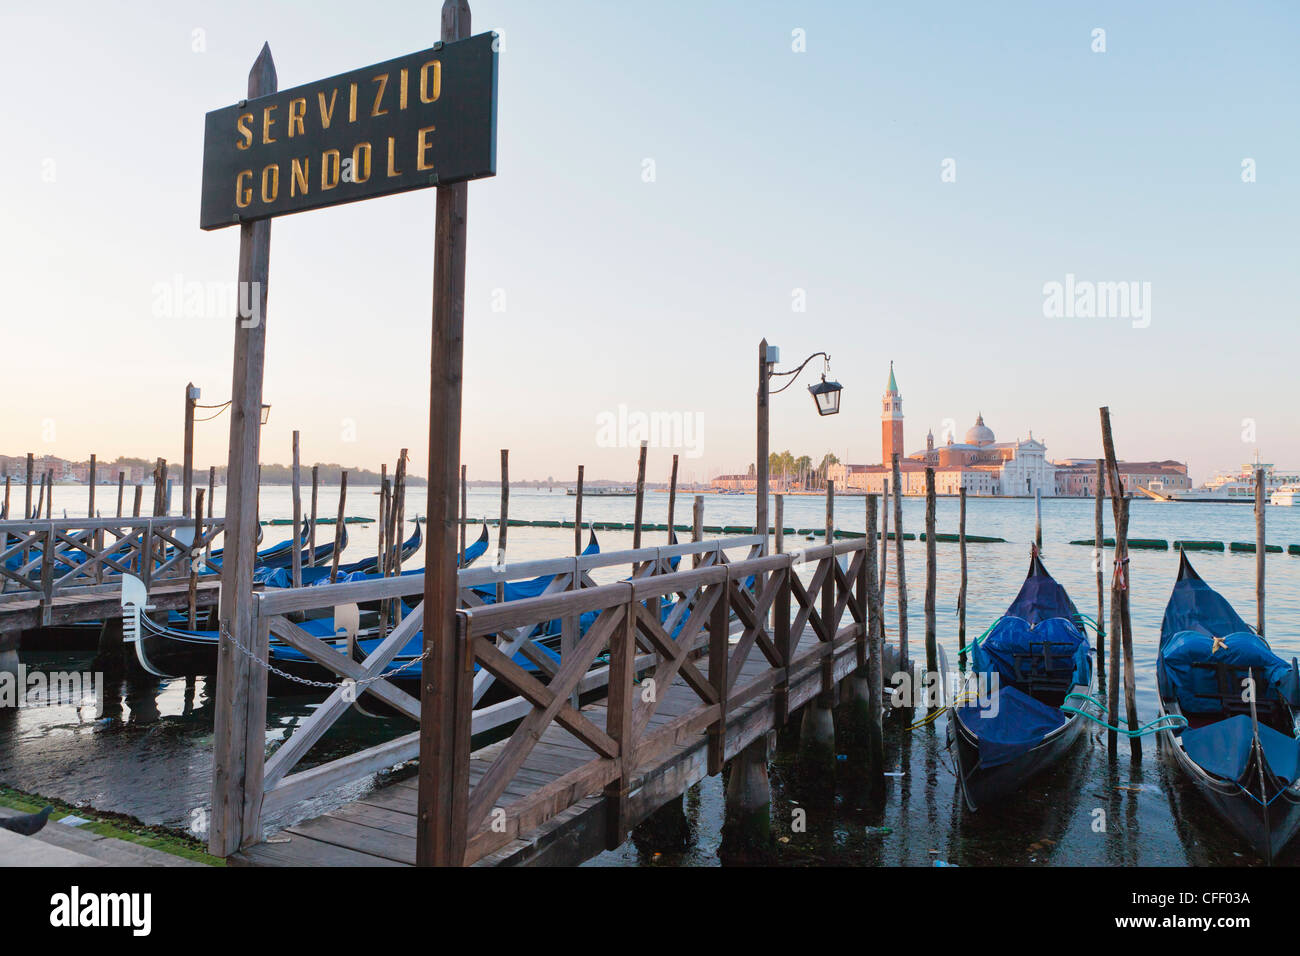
[0,516,226,615]
[231,535,769,848]
[439,538,870,865]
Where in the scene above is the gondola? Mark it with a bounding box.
[129,523,479,681]
[254,521,348,572]
[948,548,1094,811]
[1156,553,1300,862]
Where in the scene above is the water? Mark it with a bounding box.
[2,486,1298,864]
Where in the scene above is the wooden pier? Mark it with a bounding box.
[214,533,877,866]
[0,516,226,635]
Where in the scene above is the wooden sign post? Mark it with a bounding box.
[206,1,496,857]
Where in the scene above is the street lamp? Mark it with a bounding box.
[756,339,845,551]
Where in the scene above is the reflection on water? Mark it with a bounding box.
[2,492,1299,864]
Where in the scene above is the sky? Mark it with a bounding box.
[1,0,1296,485]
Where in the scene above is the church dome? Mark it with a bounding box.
[965,413,995,446]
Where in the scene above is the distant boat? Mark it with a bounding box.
[1269,484,1300,507]
[566,487,636,497]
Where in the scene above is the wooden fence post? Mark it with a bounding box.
[820,480,834,700]
[209,41,276,858]
[417,0,473,869]
[604,595,636,850]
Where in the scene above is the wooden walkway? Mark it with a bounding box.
[234,617,860,867]
[0,579,220,635]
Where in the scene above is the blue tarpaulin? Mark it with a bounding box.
[956,685,1066,769]
[974,616,1091,692]
[1181,714,1300,786]
[1158,630,1300,716]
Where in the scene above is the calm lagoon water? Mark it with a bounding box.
[3,486,1298,865]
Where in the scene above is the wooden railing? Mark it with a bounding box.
[0,516,226,611]
[239,535,769,843]
[449,538,868,864]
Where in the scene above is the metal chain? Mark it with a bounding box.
[217,620,431,688]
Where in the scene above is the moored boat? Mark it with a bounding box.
[948,549,1094,811]
[1155,553,1300,862]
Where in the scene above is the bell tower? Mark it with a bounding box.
[882,361,903,464]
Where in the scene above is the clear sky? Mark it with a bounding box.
[1,1,1295,485]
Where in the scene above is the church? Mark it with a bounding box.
[827,364,1060,496]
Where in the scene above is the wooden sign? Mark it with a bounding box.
[200,32,497,230]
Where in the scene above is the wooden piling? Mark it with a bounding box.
[756,339,770,554]
[35,471,45,520]
[958,486,968,671]
[330,472,348,583]
[864,494,885,781]
[774,494,784,554]
[208,466,216,519]
[1255,468,1265,637]
[573,465,584,555]
[460,464,468,558]
[209,37,276,860]
[152,458,168,517]
[1034,487,1042,551]
[132,485,143,518]
[116,472,125,518]
[291,432,303,590]
[692,495,704,566]
[879,475,889,598]
[924,468,937,678]
[891,454,909,672]
[1094,459,1105,685]
[88,454,97,517]
[496,449,509,603]
[183,383,196,517]
[820,480,835,702]
[189,489,205,629]
[1100,406,1140,759]
[666,453,678,542]
[309,465,319,567]
[24,453,33,520]
[632,441,647,548]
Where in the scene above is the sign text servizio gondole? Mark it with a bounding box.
[200,32,497,230]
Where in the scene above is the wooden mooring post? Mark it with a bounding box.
[330,471,348,583]
[183,382,197,517]
[573,464,584,555]
[117,472,125,518]
[24,453,33,520]
[924,467,937,678]
[891,454,908,673]
[1100,406,1139,760]
[460,465,468,559]
[309,464,319,567]
[958,486,967,671]
[209,41,276,858]
[190,489,205,629]
[291,432,303,590]
[632,441,647,548]
[496,449,509,603]
[1094,459,1105,685]
[1034,487,1042,551]
[1255,467,1265,637]
[666,453,678,541]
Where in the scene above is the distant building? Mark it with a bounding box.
[827,366,1059,496]
[1053,459,1190,497]
[710,473,757,492]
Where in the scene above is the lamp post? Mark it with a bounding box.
[756,338,843,549]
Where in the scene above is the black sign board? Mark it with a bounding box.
[200,32,497,230]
